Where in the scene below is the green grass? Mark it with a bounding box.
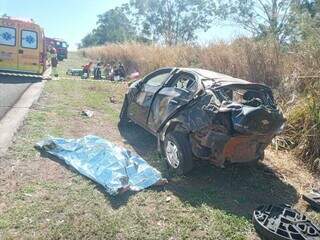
[0,52,318,240]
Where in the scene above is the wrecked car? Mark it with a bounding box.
[120,68,285,175]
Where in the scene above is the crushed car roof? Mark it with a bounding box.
[179,68,268,88]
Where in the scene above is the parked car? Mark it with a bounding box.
[120,68,285,175]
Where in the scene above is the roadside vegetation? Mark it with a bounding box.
[0,52,318,239]
[1,0,320,239]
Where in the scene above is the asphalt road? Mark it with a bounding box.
[0,76,40,119]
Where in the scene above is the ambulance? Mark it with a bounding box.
[0,16,46,75]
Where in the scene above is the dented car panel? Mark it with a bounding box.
[121,67,285,167]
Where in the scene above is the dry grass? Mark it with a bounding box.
[82,39,283,87]
[284,92,320,172]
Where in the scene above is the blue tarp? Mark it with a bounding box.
[36,135,163,195]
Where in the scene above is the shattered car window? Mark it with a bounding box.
[217,87,275,107]
[171,73,197,92]
[145,73,170,87]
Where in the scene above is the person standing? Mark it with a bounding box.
[82,62,93,79]
[48,45,58,78]
[118,62,126,80]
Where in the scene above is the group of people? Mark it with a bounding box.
[82,61,126,81]
[46,46,128,81]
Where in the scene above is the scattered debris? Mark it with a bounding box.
[35,135,166,195]
[109,96,116,103]
[253,204,320,240]
[166,196,171,202]
[66,68,83,76]
[303,189,320,211]
[81,109,94,118]
[154,178,168,186]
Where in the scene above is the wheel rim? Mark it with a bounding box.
[165,140,180,168]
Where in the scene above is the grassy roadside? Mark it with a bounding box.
[0,52,319,240]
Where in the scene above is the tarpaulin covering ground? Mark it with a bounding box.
[36,135,163,195]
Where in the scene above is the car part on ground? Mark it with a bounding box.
[35,135,166,195]
[121,67,285,174]
[253,204,320,240]
[303,190,320,212]
[81,109,94,118]
[66,68,83,76]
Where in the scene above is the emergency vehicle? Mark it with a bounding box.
[0,16,46,74]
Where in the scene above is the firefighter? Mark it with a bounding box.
[82,62,93,79]
[48,44,58,77]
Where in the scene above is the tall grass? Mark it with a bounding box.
[285,90,320,171]
[82,38,283,87]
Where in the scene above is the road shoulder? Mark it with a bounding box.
[0,81,45,155]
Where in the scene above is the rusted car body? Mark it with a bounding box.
[120,68,285,174]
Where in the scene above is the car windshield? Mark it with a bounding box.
[216,86,275,107]
[55,41,67,48]
[55,41,62,47]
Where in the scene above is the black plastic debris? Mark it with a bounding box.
[253,204,320,240]
[81,109,94,118]
[303,190,320,212]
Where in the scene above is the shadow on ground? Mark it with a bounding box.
[118,122,299,219]
[0,75,42,84]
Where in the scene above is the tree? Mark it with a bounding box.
[126,0,216,45]
[292,0,320,39]
[80,7,137,48]
[217,0,294,43]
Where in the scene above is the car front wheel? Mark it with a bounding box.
[163,131,194,175]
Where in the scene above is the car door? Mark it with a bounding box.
[127,68,172,130]
[0,24,18,71]
[18,28,41,73]
[148,72,199,131]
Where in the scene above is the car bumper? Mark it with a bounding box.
[191,129,273,166]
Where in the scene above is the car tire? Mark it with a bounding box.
[163,131,194,175]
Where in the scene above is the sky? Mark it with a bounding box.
[0,0,248,50]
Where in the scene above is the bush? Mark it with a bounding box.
[284,91,320,172]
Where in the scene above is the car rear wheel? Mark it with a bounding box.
[163,131,194,175]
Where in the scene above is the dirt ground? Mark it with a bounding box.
[0,52,319,240]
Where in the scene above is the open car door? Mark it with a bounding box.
[127,68,172,130]
[147,71,199,131]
